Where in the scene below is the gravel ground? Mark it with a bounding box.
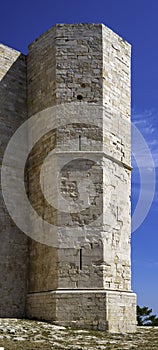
[0,318,158,349]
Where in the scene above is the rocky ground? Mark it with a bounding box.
[0,319,158,349]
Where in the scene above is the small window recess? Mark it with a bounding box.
[79,249,82,270]
[77,94,83,101]
[79,135,81,151]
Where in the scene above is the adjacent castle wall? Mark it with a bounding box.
[0,44,28,316]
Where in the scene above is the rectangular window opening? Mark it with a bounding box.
[79,135,81,151]
[79,248,82,270]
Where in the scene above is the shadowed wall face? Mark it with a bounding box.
[0,44,28,317]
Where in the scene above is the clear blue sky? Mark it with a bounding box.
[1,0,158,315]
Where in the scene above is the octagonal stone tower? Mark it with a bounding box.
[26,24,136,333]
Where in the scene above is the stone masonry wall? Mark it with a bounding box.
[0,44,28,316]
[27,24,132,293]
[27,290,136,332]
[0,23,136,332]
[27,24,105,292]
[102,26,131,291]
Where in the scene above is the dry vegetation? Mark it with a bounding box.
[0,318,158,349]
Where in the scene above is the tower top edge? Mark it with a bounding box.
[28,23,131,49]
[0,42,25,56]
[1,23,131,54]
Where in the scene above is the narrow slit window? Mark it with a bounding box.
[79,249,82,270]
[79,135,81,151]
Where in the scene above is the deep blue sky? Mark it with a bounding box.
[1,1,158,315]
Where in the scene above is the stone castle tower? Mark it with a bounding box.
[0,23,136,333]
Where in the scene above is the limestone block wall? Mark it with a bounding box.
[27,290,136,332]
[102,157,131,291]
[0,44,28,316]
[55,24,102,104]
[28,23,103,112]
[0,23,136,333]
[27,24,105,292]
[101,27,131,291]
[102,25,131,166]
[27,24,132,294]
[27,27,56,117]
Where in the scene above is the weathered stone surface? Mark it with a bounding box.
[27,290,136,333]
[0,23,136,332]
[0,44,28,317]
[26,24,136,332]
